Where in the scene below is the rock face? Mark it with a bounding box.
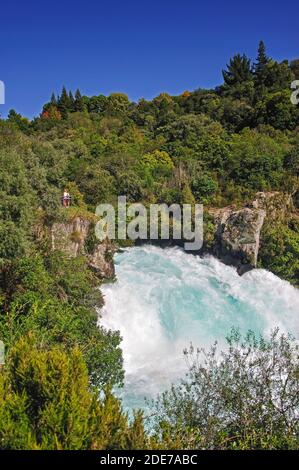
[49,192,292,278]
[89,241,115,279]
[208,191,292,274]
[212,207,266,274]
[51,217,115,279]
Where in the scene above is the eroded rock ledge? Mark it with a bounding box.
[208,191,293,274]
[50,217,115,279]
[210,207,266,274]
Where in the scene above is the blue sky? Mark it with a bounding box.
[0,0,297,118]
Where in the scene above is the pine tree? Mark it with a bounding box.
[74,89,85,112]
[75,89,82,101]
[50,92,57,106]
[222,54,252,86]
[57,86,71,118]
[69,90,75,111]
[254,40,269,75]
[253,41,271,94]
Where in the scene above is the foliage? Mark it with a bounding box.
[0,253,124,388]
[151,329,299,450]
[0,335,147,449]
[259,220,299,284]
[191,173,218,203]
[222,53,253,86]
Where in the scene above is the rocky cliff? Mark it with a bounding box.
[210,206,266,274]
[50,216,115,279]
[49,192,292,279]
[208,192,292,274]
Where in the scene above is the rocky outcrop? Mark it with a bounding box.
[208,192,293,274]
[211,207,266,274]
[51,217,90,257]
[89,239,115,279]
[50,217,115,279]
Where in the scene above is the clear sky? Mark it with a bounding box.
[0,0,297,118]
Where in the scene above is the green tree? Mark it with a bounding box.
[7,110,30,133]
[57,86,72,118]
[106,93,130,117]
[253,41,271,99]
[0,253,124,388]
[228,128,284,189]
[0,335,147,450]
[191,173,218,203]
[68,90,75,111]
[222,53,252,86]
[140,150,174,179]
[259,220,299,284]
[50,92,57,105]
[74,89,86,112]
[254,40,270,78]
[254,90,299,130]
[0,149,35,260]
[87,94,107,114]
[152,329,299,449]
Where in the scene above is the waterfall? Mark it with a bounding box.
[99,246,299,410]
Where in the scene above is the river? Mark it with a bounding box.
[99,245,299,410]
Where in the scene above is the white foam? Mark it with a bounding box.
[98,246,299,408]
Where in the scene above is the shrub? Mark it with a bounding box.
[151,329,299,450]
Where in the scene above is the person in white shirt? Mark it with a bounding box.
[62,189,71,207]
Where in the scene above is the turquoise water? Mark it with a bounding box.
[99,246,299,410]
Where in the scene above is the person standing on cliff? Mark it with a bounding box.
[62,189,71,207]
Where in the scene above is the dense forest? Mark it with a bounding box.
[0,42,299,449]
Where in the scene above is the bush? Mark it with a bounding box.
[0,335,147,449]
[0,253,124,389]
[259,221,299,285]
[151,329,299,449]
[191,173,218,203]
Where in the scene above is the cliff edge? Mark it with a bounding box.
[50,216,115,279]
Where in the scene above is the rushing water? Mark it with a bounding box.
[99,245,299,410]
